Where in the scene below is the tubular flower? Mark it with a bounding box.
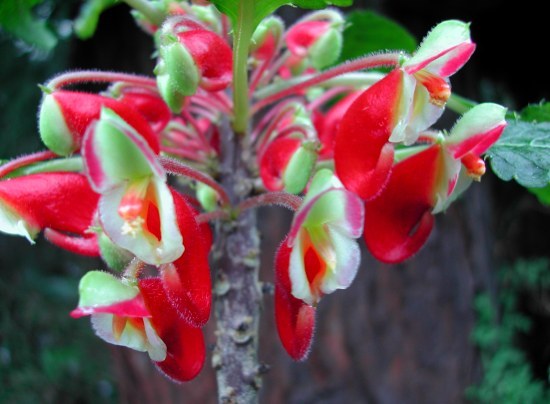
[39,90,160,156]
[0,172,100,256]
[363,103,507,263]
[71,271,206,382]
[334,20,475,200]
[284,10,344,71]
[275,169,364,360]
[156,16,233,112]
[258,103,319,194]
[159,190,212,327]
[83,107,183,265]
[313,91,361,160]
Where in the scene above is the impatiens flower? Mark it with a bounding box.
[275,169,364,360]
[259,137,318,194]
[115,88,172,134]
[335,20,475,200]
[156,16,233,112]
[39,90,160,156]
[71,271,205,382]
[0,172,99,256]
[159,190,212,327]
[363,103,507,263]
[274,238,316,361]
[285,10,344,71]
[312,91,361,159]
[250,16,284,62]
[257,102,319,194]
[83,107,183,265]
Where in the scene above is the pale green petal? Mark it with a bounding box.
[143,318,167,362]
[289,230,316,306]
[91,313,148,353]
[320,228,360,295]
[78,270,138,308]
[0,199,39,243]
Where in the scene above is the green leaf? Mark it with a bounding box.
[0,0,57,51]
[210,0,352,29]
[339,11,417,62]
[487,121,550,188]
[74,0,117,40]
[520,102,550,123]
[528,184,550,205]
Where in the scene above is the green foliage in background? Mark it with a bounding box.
[488,102,550,199]
[0,0,57,52]
[467,259,550,403]
[0,242,117,403]
[1,3,117,401]
[339,10,417,62]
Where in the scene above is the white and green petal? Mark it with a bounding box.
[404,20,475,77]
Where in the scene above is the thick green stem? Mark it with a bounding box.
[232,0,255,134]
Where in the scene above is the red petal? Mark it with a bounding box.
[0,172,98,235]
[286,21,330,57]
[139,278,206,382]
[363,145,442,263]
[52,91,160,153]
[44,228,99,256]
[274,240,316,361]
[334,70,405,200]
[70,295,150,319]
[447,124,506,159]
[178,30,233,92]
[314,91,361,159]
[259,137,302,191]
[160,190,212,327]
[118,91,171,134]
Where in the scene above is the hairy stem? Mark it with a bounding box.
[238,192,303,212]
[46,71,157,91]
[159,156,231,206]
[252,52,402,113]
[213,118,263,404]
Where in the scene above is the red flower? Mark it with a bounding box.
[0,172,99,256]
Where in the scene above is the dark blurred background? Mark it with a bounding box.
[1,1,549,403]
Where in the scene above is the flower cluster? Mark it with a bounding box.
[0,1,506,376]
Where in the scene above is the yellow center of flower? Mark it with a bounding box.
[118,179,150,237]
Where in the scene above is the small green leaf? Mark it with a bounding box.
[339,11,417,62]
[520,102,550,123]
[528,184,550,205]
[210,0,352,30]
[487,121,550,187]
[0,0,57,51]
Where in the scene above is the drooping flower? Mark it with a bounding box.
[284,10,344,71]
[156,16,233,112]
[363,103,507,263]
[82,107,183,265]
[275,169,364,360]
[334,20,476,200]
[257,102,319,194]
[259,137,318,194]
[71,271,206,382]
[0,172,99,255]
[39,90,160,156]
[159,190,212,327]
